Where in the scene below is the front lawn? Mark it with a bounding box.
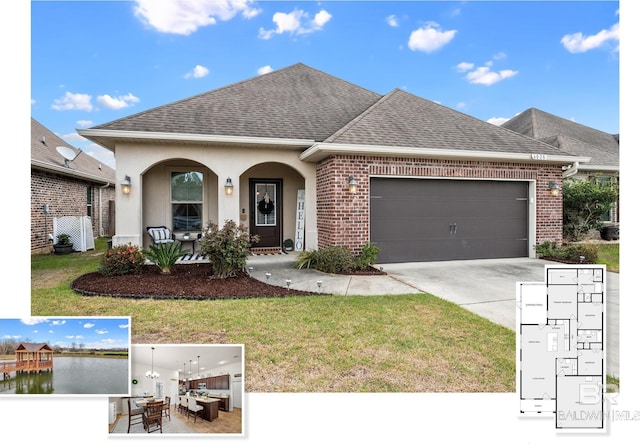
[596,243,619,273]
[31,239,516,392]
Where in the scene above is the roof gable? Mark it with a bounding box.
[31,118,116,183]
[16,342,53,352]
[326,89,569,156]
[91,63,382,142]
[501,108,618,167]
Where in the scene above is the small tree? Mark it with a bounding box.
[199,220,259,278]
[562,176,619,241]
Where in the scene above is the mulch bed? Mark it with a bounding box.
[71,263,324,300]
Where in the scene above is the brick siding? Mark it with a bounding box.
[316,155,563,253]
[31,169,115,254]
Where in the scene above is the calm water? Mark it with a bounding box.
[0,356,128,395]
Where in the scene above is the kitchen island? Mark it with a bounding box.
[195,397,220,422]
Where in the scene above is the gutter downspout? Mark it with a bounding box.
[99,183,111,237]
[562,162,580,178]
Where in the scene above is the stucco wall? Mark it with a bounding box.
[112,142,317,250]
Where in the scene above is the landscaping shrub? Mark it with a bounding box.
[295,244,381,273]
[294,249,317,269]
[536,241,598,263]
[354,243,380,271]
[199,220,259,278]
[143,242,185,274]
[313,246,356,274]
[99,243,145,276]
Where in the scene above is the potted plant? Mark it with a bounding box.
[53,233,73,255]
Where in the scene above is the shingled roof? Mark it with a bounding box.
[32,117,116,184]
[90,63,382,142]
[81,64,585,163]
[501,108,618,168]
[324,89,569,156]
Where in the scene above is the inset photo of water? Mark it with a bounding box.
[0,316,130,396]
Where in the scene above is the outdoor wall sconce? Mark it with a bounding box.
[548,181,560,196]
[224,177,234,195]
[348,175,358,193]
[121,175,132,194]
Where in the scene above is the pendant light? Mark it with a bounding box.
[145,346,160,379]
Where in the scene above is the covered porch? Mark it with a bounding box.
[110,142,318,253]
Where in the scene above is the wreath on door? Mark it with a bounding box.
[258,196,274,215]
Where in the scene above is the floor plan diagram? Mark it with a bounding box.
[517,265,606,431]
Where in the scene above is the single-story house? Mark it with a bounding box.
[77,63,588,263]
[501,108,619,224]
[31,117,116,253]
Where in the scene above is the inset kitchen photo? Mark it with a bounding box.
[0,316,130,396]
[109,343,244,435]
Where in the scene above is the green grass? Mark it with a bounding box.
[31,238,517,392]
[596,243,619,273]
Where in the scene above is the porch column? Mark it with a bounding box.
[218,174,241,226]
[113,171,143,247]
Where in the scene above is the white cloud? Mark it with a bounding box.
[456,62,474,72]
[3,335,21,339]
[96,93,140,110]
[51,320,66,326]
[259,8,332,40]
[561,22,619,53]
[83,323,95,329]
[465,66,518,86]
[133,0,261,35]
[62,132,86,143]
[52,92,93,111]
[184,64,210,79]
[76,120,93,127]
[257,65,273,75]
[408,22,456,53]
[21,318,48,326]
[487,117,510,126]
[456,102,467,110]
[84,144,116,170]
[96,329,109,335]
[119,323,130,329]
[386,14,399,27]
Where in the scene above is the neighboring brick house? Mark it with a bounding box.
[501,108,619,224]
[31,117,116,254]
[78,63,588,263]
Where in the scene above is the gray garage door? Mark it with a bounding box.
[370,178,529,263]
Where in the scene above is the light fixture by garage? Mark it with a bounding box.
[121,175,132,195]
[224,177,234,195]
[548,181,560,196]
[348,175,358,193]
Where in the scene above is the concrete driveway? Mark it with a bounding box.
[379,258,619,378]
[247,254,619,377]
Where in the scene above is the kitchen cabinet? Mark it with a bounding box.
[215,396,228,411]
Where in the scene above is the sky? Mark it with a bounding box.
[29,0,621,171]
[0,317,130,350]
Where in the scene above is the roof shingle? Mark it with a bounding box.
[32,117,116,183]
[501,108,618,167]
[92,63,383,142]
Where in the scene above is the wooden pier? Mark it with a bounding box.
[2,342,54,380]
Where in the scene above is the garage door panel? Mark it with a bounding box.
[371,178,529,263]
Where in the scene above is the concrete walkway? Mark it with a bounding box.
[246,253,619,377]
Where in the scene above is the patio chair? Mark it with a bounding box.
[146,226,175,245]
